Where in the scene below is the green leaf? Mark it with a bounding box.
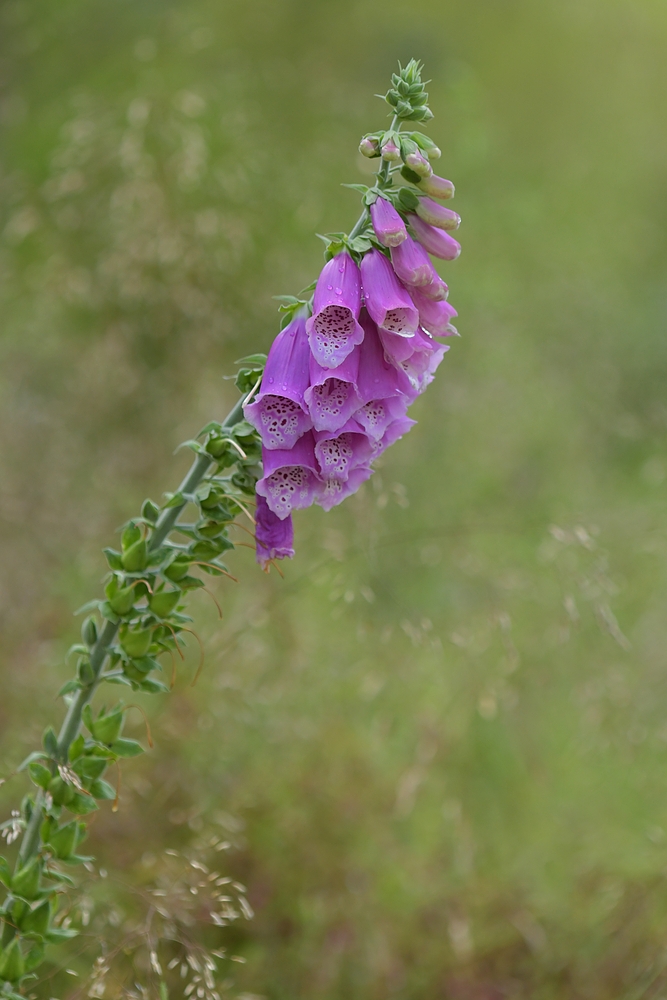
[163,491,185,509]
[45,926,78,942]
[43,867,75,886]
[398,186,419,211]
[67,792,98,815]
[69,734,85,761]
[175,439,205,455]
[17,751,49,772]
[136,677,170,694]
[90,778,116,801]
[42,728,58,757]
[110,738,144,758]
[235,353,268,367]
[0,856,11,888]
[28,763,52,790]
[121,521,142,550]
[74,598,103,616]
[141,499,160,524]
[103,548,123,571]
[57,678,82,698]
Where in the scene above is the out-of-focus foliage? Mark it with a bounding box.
[2,0,667,997]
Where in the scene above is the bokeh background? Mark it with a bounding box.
[2,0,667,997]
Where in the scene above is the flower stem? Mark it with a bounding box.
[16,390,250,868]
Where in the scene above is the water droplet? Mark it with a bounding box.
[268,376,274,384]
[335,287,342,295]
[327,284,333,291]
[338,264,345,273]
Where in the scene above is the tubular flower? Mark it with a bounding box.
[407,213,461,260]
[374,413,417,455]
[408,287,458,336]
[415,173,455,200]
[306,252,364,368]
[355,394,411,442]
[370,198,407,247]
[361,249,419,336]
[415,197,460,231]
[256,433,322,519]
[380,328,449,393]
[314,421,375,481]
[356,312,414,402]
[305,348,363,432]
[244,314,312,450]
[389,235,434,286]
[317,465,374,512]
[255,495,295,568]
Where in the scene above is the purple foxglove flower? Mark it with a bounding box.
[415,197,460,231]
[380,137,401,161]
[408,287,458,336]
[356,311,414,402]
[404,150,433,177]
[407,213,461,261]
[354,393,411,442]
[415,268,449,301]
[380,328,449,394]
[306,252,364,369]
[305,346,363,432]
[317,465,374,512]
[416,174,455,200]
[256,433,322,519]
[374,413,417,455]
[359,136,380,158]
[255,494,295,568]
[313,420,375,481]
[244,314,312,450]
[369,198,407,248]
[361,249,419,336]
[389,235,433,286]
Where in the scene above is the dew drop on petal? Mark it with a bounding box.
[268,376,274,384]
[335,287,342,295]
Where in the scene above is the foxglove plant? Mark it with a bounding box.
[0,58,460,997]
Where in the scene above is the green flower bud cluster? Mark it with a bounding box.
[383,58,433,122]
[0,360,265,996]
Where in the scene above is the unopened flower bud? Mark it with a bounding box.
[380,137,401,161]
[417,173,455,200]
[404,151,433,178]
[426,145,441,160]
[415,197,460,231]
[81,615,98,647]
[369,198,407,247]
[359,136,380,158]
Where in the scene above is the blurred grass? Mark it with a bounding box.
[3,0,667,996]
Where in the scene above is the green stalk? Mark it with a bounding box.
[16,391,249,867]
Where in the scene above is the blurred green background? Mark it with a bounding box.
[3,0,667,996]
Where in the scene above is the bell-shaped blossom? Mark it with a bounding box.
[389,235,433,286]
[380,328,448,394]
[306,252,364,368]
[404,150,432,177]
[256,433,322,520]
[409,287,458,336]
[416,173,455,200]
[355,394,411,442]
[305,347,363,432]
[370,198,407,247]
[255,495,295,568]
[408,213,461,261]
[416,267,449,301]
[374,413,417,455]
[314,420,375,482]
[361,249,419,337]
[356,312,414,402]
[317,465,374,512]
[415,197,460,231]
[244,314,312,450]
